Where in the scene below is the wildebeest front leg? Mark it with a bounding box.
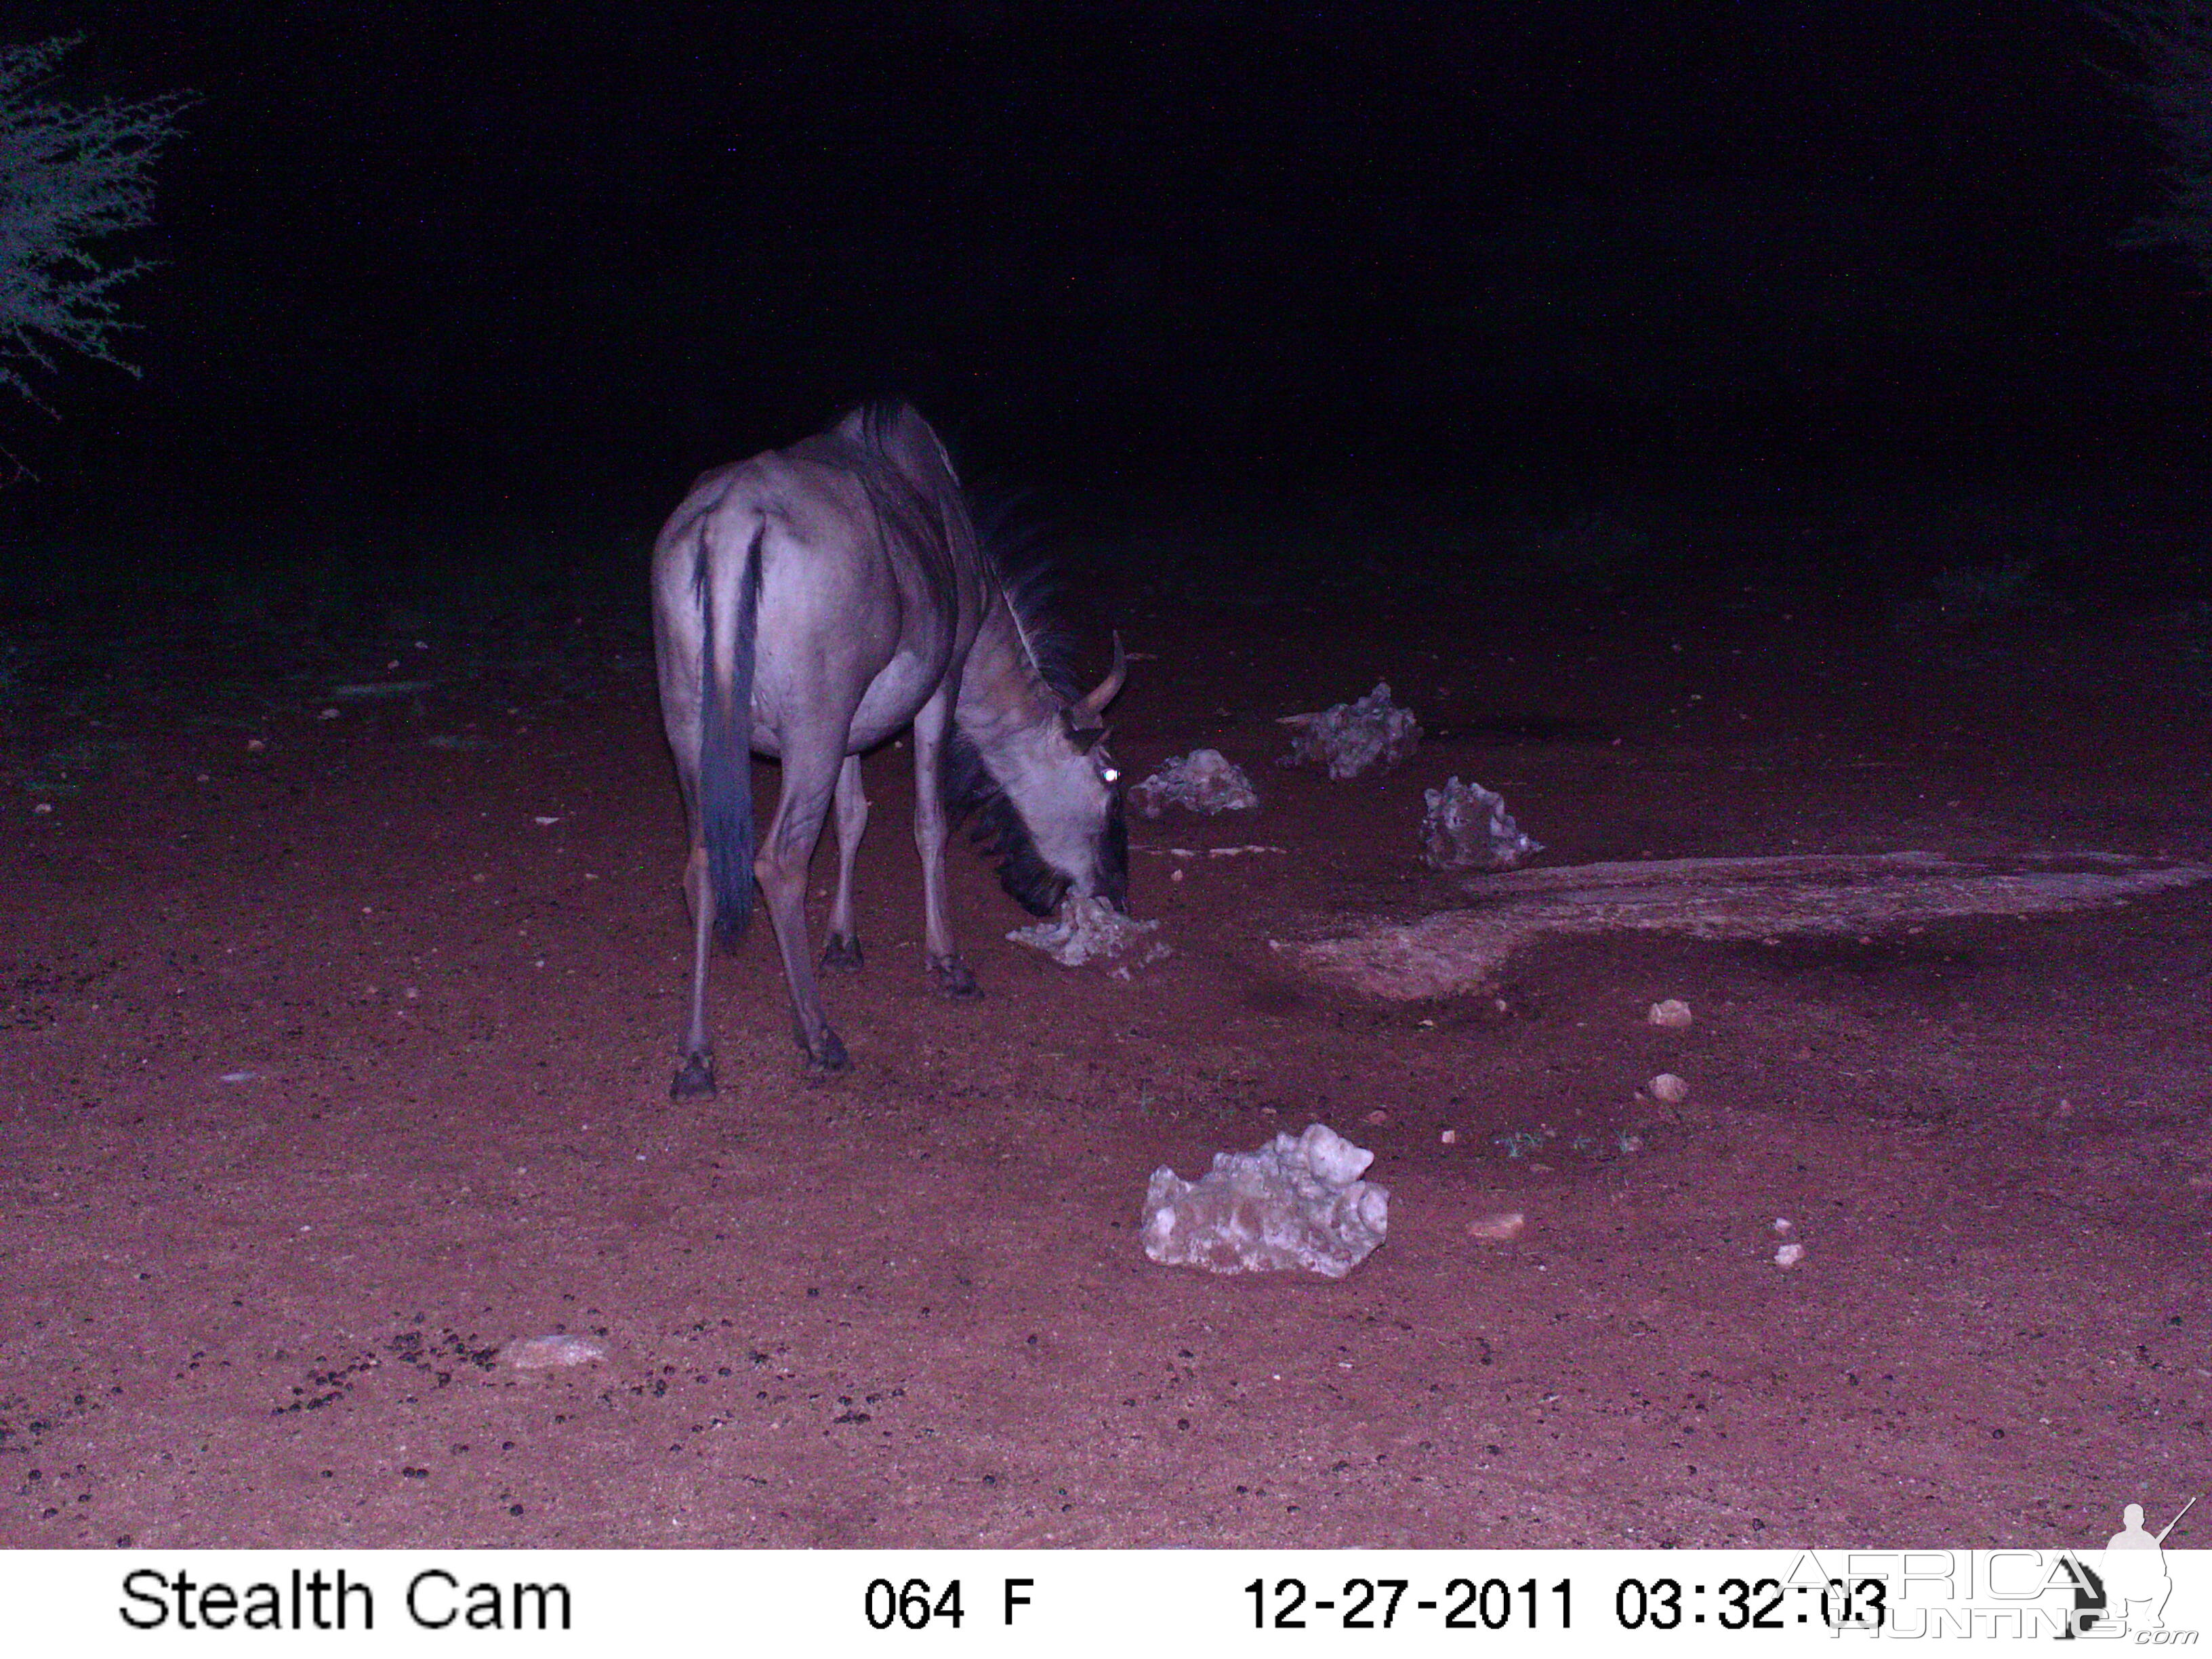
[819,754,867,974]
[911,680,981,998]
[757,743,851,1071]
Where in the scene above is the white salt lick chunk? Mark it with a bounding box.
[1007,895,1161,967]
[1129,749,1260,818]
[1419,777,1542,872]
[1141,1122,1390,1279]
[1277,682,1422,781]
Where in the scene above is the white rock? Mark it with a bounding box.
[1649,1072,1690,1104]
[1420,777,1543,871]
[1774,1242,1805,1268]
[1008,895,1160,967]
[1647,998,1694,1027]
[1467,1210,1525,1242]
[1129,748,1259,818]
[1141,1122,1389,1278]
[501,1334,607,1368]
[1277,682,1421,780]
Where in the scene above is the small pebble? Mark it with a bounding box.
[1774,1242,1805,1268]
[1647,998,1694,1027]
[501,1335,607,1370]
[1649,1072,1690,1104]
[1467,1210,1525,1242]
[1439,1128,1459,1145]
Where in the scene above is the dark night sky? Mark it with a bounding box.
[5,1,2203,531]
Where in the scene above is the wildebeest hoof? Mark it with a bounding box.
[819,934,864,974]
[929,956,983,999]
[671,1054,716,1099]
[808,1029,852,1074]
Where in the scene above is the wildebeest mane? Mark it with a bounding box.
[971,487,1085,699]
[941,489,1094,916]
[842,407,1117,915]
[833,399,955,573]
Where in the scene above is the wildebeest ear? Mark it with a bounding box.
[1062,708,1104,752]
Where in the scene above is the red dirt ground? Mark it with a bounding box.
[2,572,2207,1550]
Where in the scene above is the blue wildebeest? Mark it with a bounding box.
[650,401,1129,1092]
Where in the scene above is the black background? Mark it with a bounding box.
[3,2,2203,573]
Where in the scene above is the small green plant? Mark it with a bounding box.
[18,735,137,793]
[1928,552,2059,618]
[1490,1124,1645,1161]
[1490,1128,1546,1160]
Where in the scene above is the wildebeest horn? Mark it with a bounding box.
[1069,632,1128,729]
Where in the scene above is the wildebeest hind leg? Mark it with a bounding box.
[757,741,851,1071]
[819,754,867,974]
[672,838,718,1097]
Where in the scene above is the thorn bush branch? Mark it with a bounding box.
[0,35,190,415]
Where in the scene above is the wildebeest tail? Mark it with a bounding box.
[696,516,764,949]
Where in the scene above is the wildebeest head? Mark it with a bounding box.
[1050,635,1131,909]
[954,636,1131,916]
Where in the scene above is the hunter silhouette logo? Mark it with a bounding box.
[2062,1494,2198,1639]
[2099,1496,2196,1635]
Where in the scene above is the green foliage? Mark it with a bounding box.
[1928,552,2062,617]
[0,35,189,418]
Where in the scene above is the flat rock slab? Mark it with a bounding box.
[1291,851,2212,1000]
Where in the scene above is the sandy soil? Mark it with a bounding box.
[2,565,2207,1550]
